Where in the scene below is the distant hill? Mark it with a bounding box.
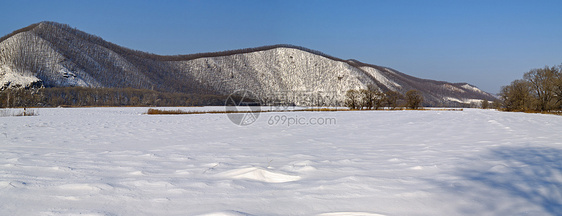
[0,21,496,106]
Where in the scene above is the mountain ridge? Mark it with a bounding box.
[0,21,496,106]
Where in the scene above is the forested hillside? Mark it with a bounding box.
[0,22,497,107]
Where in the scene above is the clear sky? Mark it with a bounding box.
[2,0,561,94]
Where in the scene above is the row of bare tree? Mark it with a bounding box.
[0,87,226,108]
[345,85,423,110]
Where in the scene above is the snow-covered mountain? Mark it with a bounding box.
[0,21,496,106]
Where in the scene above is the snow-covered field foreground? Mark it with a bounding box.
[1,107,561,216]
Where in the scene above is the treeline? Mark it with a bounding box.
[0,87,226,108]
[500,64,562,112]
[0,23,41,43]
[345,85,423,110]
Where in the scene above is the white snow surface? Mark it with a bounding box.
[443,96,484,105]
[0,65,41,89]
[1,107,562,215]
[461,84,484,93]
[360,66,401,91]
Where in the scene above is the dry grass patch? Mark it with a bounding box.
[428,108,463,111]
[146,108,191,115]
[295,108,343,112]
[145,107,464,115]
[145,108,265,115]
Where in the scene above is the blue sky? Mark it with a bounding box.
[2,0,561,94]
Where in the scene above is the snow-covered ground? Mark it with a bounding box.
[1,107,561,216]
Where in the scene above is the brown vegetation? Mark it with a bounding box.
[481,99,489,109]
[144,107,462,116]
[0,87,227,108]
[345,87,424,110]
[500,64,562,113]
[146,108,190,115]
[345,85,387,110]
[145,108,268,115]
[405,90,423,109]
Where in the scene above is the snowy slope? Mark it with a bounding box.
[177,47,380,105]
[1,108,561,215]
[0,29,101,89]
[0,22,496,106]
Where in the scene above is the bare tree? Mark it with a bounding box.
[481,100,489,109]
[384,90,403,110]
[491,100,502,109]
[405,90,423,109]
[500,79,531,111]
[552,65,562,109]
[345,89,361,110]
[359,89,371,110]
[524,66,558,111]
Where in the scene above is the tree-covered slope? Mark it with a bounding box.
[0,21,496,106]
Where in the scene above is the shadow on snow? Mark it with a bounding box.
[432,146,562,215]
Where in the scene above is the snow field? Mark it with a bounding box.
[0,107,561,215]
